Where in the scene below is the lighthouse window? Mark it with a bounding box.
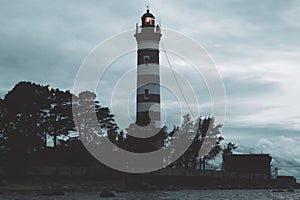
[144,89,149,99]
[145,17,154,25]
[143,56,150,65]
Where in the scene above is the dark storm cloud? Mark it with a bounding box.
[0,0,146,96]
[0,0,87,93]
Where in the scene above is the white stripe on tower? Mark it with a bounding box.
[137,64,159,76]
[134,8,162,127]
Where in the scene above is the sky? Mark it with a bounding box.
[0,0,300,180]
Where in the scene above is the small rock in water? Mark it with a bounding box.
[165,185,179,191]
[100,189,115,198]
[271,189,284,192]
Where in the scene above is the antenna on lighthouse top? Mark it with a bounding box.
[146,4,150,12]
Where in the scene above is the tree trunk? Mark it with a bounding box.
[44,132,47,147]
[199,158,202,170]
[53,133,57,148]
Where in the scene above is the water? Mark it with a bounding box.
[1,189,299,200]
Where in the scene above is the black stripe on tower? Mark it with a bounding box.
[137,49,159,65]
[136,111,161,126]
[137,94,160,103]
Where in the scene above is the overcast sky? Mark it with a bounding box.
[1,0,300,180]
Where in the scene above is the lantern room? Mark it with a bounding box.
[141,8,155,27]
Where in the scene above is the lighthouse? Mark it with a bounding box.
[134,8,162,127]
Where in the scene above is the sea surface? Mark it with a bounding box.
[0,189,299,200]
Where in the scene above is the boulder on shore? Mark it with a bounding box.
[100,189,115,198]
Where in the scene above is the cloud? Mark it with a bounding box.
[280,4,300,27]
[0,0,145,96]
[257,136,300,180]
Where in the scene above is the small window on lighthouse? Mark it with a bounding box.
[143,56,150,65]
[144,89,149,99]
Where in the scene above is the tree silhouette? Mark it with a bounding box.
[0,81,236,177]
[73,91,120,146]
[223,142,238,156]
[0,98,6,155]
[165,114,199,168]
[120,123,166,153]
[47,88,74,147]
[2,82,50,175]
[201,119,224,170]
[167,115,224,170]
[222,142,238,171]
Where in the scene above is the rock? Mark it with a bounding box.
[100,189,115,198]
[272,189,285,192]
[165,186,180,191]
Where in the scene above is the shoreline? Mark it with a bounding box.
[0,180,299,194]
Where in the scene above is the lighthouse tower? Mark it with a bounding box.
[134,8,162,127]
